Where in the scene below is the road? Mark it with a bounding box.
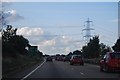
[9,59,120,79]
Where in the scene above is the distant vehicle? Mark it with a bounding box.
[100,52,120,72]
[56,56,64,61]
[70,55,84,65]
[46,56,53,61]
[55,54,60,61]
[63,56,71,62]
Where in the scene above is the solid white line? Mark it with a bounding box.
[21,60,46,80]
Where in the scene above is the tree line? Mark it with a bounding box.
[67,36,120,59]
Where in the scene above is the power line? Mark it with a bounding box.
[44,26,82,28]
[37,33,83,37]
[13,25,83,29]
[95,26,117,36]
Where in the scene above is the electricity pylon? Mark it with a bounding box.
[82,18,94,44]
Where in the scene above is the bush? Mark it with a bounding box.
[84,58,100,65]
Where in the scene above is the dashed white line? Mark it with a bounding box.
[96,66,100,68]
[21,60,46,80]
[80,72,85,75]
[71,68,74,70]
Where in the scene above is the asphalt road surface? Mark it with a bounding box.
[9,59,120,79]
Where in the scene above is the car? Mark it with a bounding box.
[63,56,71,62]
[55,56,64,61]
[46,56,53,61]
[100,52,120,72]
[70,55,84,65]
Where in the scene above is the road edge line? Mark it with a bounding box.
[21,59,46,80]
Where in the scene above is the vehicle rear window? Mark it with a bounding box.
[74,56,82,58]
[110,53,120,59]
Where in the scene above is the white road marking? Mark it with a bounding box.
[90,65,100,68]
[21,60,46,80]
[80,72,84,75]
[71,68,74,70]
[96,66,100,68]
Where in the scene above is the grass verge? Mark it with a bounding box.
[2,54,44,78]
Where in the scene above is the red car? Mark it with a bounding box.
[70,55,84,65]
[100,52,120,72]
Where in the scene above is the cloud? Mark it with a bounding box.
[17,27,44,37]
[110,19,119,23]
[1,0,24,25]
[7,10,24,21]
[37,34,75,54]
[17,27,82,55]
[1,0,11,2]
[39,39,56,47]
[65,47,70,53]
[1,10,24,25]
[4,10,24,23]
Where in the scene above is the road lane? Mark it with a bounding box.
[26,60,119,78]
[22,60,46,80]
[81,63,119,78]
[27,60,84,78]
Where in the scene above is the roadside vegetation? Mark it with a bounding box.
[2,25,43,78]
[81,36,120,65]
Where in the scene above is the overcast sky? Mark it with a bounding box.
[2,1,119,55]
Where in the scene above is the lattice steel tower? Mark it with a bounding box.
[83,18,94,44]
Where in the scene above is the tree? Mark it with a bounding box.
[112,38,120,52]
[100,43,111,56]
[9,35,29,55]
[0,9,7,31]
[73,50,82,55]
[37,51,43,57]
[81,45,89,58]
[2,25,29,57]
[2,25,17,42]
[67,52,73,56]
[82,36,100,58]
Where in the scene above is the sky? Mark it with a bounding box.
[1,0,120,2]
[1,1,119,55]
